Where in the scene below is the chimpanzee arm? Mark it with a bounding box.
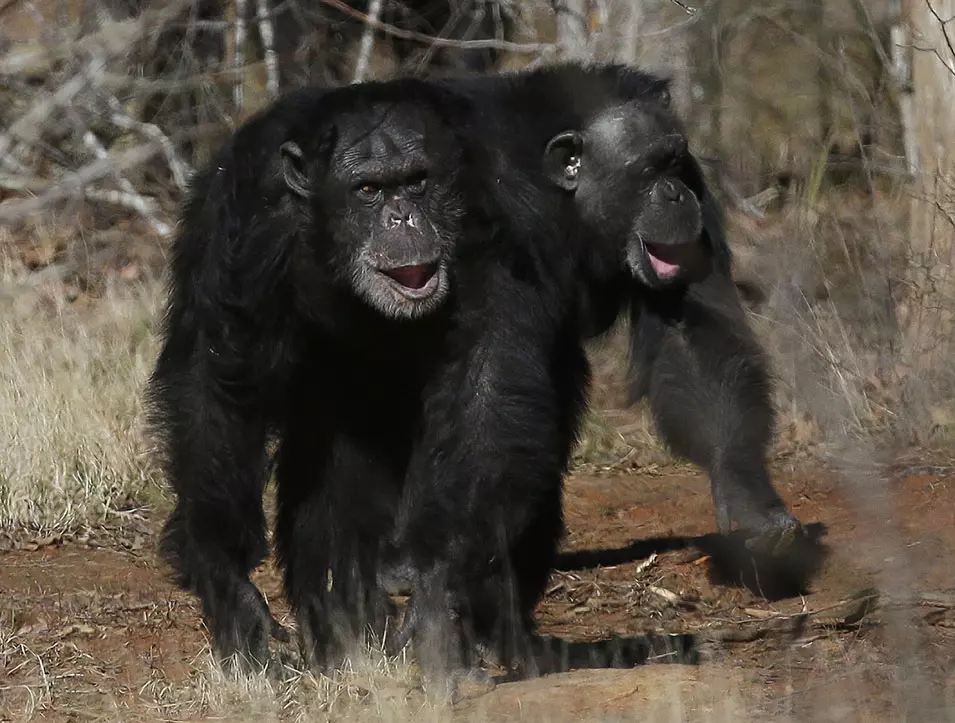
[146,129,301,666]
[149,320,290,667]
[628,270,799,541]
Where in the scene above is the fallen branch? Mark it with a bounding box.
[702,587,955,645]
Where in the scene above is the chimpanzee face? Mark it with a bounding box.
[281,99,465,319]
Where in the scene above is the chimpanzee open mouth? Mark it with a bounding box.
[642,240,698,282]
[377,261,442,299]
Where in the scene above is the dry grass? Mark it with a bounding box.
[140,645,455,723]
[0,243,164,533]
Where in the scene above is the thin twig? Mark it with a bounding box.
[352,0,383,83]
[669,0,698,14]
[82,188,170,234]
[925,0,955,67]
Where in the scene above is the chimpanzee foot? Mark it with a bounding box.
[743,509,804,557]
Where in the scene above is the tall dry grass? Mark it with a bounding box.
[0,239,164,532]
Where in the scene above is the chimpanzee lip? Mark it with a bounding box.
[376,261,442,299]
[643,240,694,282]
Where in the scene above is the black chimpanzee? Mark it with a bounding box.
[146,75,592,686]
[549,71,799,543]
[383,63,807,681]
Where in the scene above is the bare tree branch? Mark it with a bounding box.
[82,188,170,234]
[234,0,248,110]
[0,56,105,166]
[77,123,171,237]
[255,0,280,98]
[317,0,551,54]
[352,0,383,83]
[104,96,193,191]
[0,144,159,225]
[554,0,590,60]
[926,0,955,67]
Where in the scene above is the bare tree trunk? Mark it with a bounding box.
[903,0,955,369]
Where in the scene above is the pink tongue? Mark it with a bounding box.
[645,244,683,279]
[386,264,435,289]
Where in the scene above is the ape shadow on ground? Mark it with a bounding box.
[556,521,829,602]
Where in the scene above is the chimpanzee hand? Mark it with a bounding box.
[205,575,290,670]
[378,552,493,702]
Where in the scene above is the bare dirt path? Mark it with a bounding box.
[2,462,954,721]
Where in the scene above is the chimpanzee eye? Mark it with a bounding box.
[407,171,428,193]
[356,182,381,198]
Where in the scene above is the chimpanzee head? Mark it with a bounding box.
[543,83,712,289]
[280,85,466,320]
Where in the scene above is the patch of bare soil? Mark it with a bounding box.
[3,462,955,721]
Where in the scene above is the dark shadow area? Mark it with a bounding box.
[488,631,699,685]
[556,522,829,602]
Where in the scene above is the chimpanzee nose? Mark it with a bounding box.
[656,179,684,203]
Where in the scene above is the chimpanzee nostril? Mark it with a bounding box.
[385,208,409,227]
[657,179,684,203]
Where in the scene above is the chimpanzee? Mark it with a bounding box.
[146,74,591,684]
[547,71,799,543]
[382,63,805,681]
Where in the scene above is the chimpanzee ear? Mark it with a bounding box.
[280,141,311,198]
[543,130,583,192]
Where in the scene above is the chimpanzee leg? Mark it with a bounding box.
[629,272,799,540]
[274,419,401,670]
[384,324,589,690]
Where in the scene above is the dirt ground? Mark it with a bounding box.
[3,458,955,722]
